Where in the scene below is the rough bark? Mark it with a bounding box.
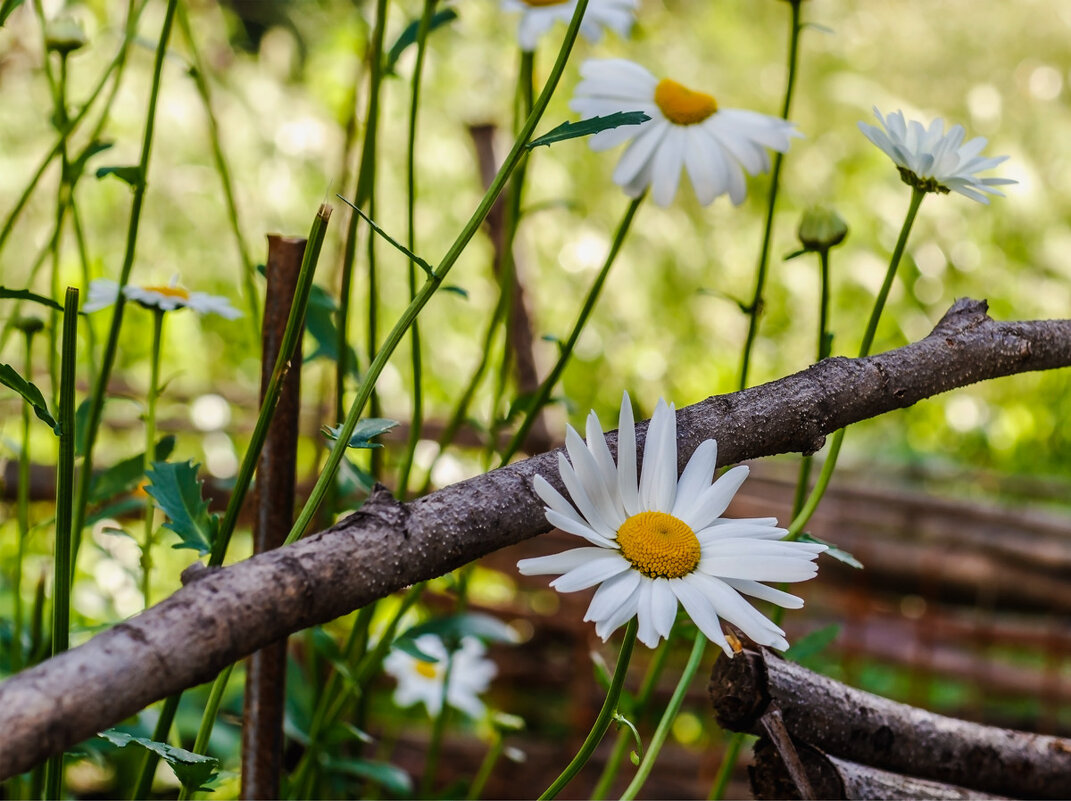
[710,644,1071,799]
[1,299,1070,779]
[749,736,1012,800]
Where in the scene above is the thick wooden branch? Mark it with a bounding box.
[710,645,1071,799]
[1,299,1070,778]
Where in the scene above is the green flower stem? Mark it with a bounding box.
[466,729,504,801]
[283,0,592,548]
[176,3,260,340]
[420,651,455,797]
[48,52,71,404]
[140,309,165,606]
[43,287,79,801]
[787,187,925,539]
[175,662,234,801]
[500,193,644,465]
[539,618,638,800]
[619,631,707,800]
[397,0,438,497]
[13,325,40,674]
[737,0,803,391]
[336,0,389,424]
[707,730,747,800]
[70,203,98,387]
[71,0,178,569]
[589,634,673,799]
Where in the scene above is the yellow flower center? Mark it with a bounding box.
[521,0,570,6]
[654,78,718,126]
[415,660,439,679]
[616,511,701,579]
[143,285,191,301]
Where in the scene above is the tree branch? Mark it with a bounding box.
[1,299,1069,778]
[710,643,1071,799]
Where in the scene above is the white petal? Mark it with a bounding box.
[679,465,749,529]
[585,568,642,623]
[722,578,804,609]
[566,425,624,530]
[650,579,678,640]
[517,547,610,576]
[699,555,820,583]
[635,579,660,647]
[669,576,731,656]
[586,412,626,523]
[551,552,631,592]
[617,392,640,516]
[613,120,669,188]
[545,508,617,548]
[594,574,644,640]
[670,439,718,521]
[650,125,685,207]
[639,399,677,512]
[690,574,788,650]
[557,453,617,540]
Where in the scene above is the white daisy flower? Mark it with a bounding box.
[501,0,638,52]
[383,634,497,718]
[82,277,242,319]
[518,393,825,655]
[858,107,1016,204]
[569,59,802,207]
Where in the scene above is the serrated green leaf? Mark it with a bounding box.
[0,0,25,26]
[95,165,144,187]
[304,284,360,375]
[90,436,176,503]
[383,8,458,75]
[144,461,218,555]
[784,624,841,665]
[323,418,399,449]
[0,286,63,311]
[526,111,650,150]
[799,532,863,569]
[0,363,58,433]
[98,729,220,793]
[323,757,413,798]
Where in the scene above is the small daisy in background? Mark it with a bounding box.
[570,59,802,207]
[384,634,498,718]
[858,107,1015,203]
[501,0,638,52]
[83,276,242,319]
[518,392,825,654]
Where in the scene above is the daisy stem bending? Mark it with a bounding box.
[283,0,592,547]
[539,619,639,801]
[500,193,644,465]
[787,187,925,538]
[397,0,438,498]
[140,308,165,606]
[620,630,707,800]
[737,0,803,391]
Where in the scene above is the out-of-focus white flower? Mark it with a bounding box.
[82,277,242,319]
[383,634,497,718]
[858,107,1015,203]
[518,393,825,654]
[570,59,801,207]
[501,0,637,52]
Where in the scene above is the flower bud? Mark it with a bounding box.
[45,17,88,55]
[798,206,848,251]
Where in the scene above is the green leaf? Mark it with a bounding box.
[322,418,399,449]
[322,757,413,798]
[0,0,25,26]
[95,165,144,188]
[98,729,220,793]
[0,363,58,433]
[784,624,841,665]
[335,195,435,278]
[397,613,518,652]
[304,284,360,375]
[392,636,439,664]
[799,532,863,569]
[526,111,651,150]
[440,285,468,299]
[89,436,176,503]
[65,140,113,184]
[74,398,91,457]
[383,8,459,75]
[0,286,63,311]
[308,626,358,686]
[144,461,218,555]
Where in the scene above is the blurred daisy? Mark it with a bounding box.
[570,59,802,207]
[501,0,638,52]
[82,277,242,319]
[383,634,497,718]
[518,393,825,654]
[858,107,1015,203]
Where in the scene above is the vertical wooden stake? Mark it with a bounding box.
[241,235,307,800]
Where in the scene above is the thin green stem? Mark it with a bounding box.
[501,194,643,465]
[48,52,70,406]
[420,651,455,797]
[140,309,164,606]
[43,287,79,800]
[397,0,438,497]
[284,0,591,547]
[175,663,234,801]
[13,326,40,674]
[708,730,747,800]
[466,731,504,801]
[620,632,707,800]
[131,693,181,799]
[539,618,638,800]
[69,202,98,388]
[71,0,178,569]
[737,0,803,391]
[787,188,925,539]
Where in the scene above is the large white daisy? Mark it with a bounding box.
[82,277,242,319]
[518,393,825,654]
[858,107,1015,204]
[383,634,497,718]
[501,0,638,53]
[570,59,802,207]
